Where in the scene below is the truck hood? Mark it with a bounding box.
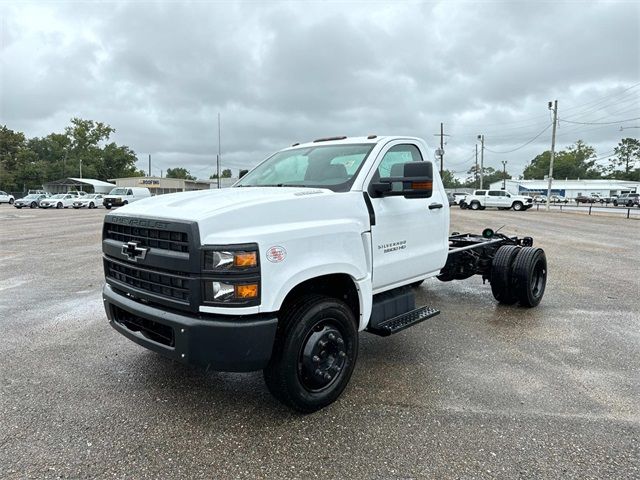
[113,187,332,222]
[108,187,370,245]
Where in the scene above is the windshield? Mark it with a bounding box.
[84,194,97,199]
[23,194,39,199]
[109,188,128,195]
[235,144,375,192]
[50,194,65,199]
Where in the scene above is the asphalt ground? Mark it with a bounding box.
[0,205,638,479]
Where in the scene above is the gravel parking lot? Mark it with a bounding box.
[0,205,638,479]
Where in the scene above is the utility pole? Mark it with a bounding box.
[217,113,221,189]
[477,134,485,189]
[501,160,507,190]
[475,144,479,189]
[79,158,82,179]
[148,154,151,177]
[546,100,558,211]
[433,123,449,176]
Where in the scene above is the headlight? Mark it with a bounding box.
[203,247,258,271]
[205,281,260,303]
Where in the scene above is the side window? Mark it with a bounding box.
[127,189,133,195]
[376,144,424,179]
[475,190,486,196]
[488,191,501,197]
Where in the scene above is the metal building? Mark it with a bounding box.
[491,179,640,199]
[108,176,237,195]
[43,177,116,194]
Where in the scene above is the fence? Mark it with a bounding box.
[532,202,640,219]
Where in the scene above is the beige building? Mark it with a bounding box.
[108,176,222,195]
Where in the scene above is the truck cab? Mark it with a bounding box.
[102,135,546,412]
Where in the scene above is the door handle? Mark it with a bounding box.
[428,203,443,210]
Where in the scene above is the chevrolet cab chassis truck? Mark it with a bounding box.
[102,136,547,412]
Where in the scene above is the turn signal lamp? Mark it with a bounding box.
[234,252,257,268]
[235,284,259,298]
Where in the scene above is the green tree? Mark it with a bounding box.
[0,126,27,189]
[97,143,145,180]
[464,165,510,188]
[609,138,640,179]
[221,168,232,178]
[523,140,601,180]
[166,167,196,180]
[440,169,462,188]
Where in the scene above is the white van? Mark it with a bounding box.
[103,187,151,209]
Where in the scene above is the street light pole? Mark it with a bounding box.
[546,100,558,211]
[477,134,484,189]
[502,160,507,190]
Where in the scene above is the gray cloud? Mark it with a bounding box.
[1,0,638,179]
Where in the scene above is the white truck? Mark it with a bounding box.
[460,189,534,211]
[102,135,547,412]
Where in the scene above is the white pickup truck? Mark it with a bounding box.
[102,135,547,412]
[460,189,534,211]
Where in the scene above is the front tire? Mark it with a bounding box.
[9,198,14,204]
[512,201,524,211]
[56,202,63,209]
[89,202,95,209]
[30,202,37,208]
[613,201,618,206]
[105,205,111,209]
[263,295,358,413]
[470,201,480,210]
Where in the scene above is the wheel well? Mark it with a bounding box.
[280,274,360,325]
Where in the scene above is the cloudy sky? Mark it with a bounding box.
[1,0,639,179]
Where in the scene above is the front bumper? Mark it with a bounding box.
[103,284,278,372]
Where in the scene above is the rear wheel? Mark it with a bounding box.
[30,202,37,208]
[613,200,618,206]
[16,205,22,209]
[490,245,520,304]
[9,198,14,204]
[105,205,112,209]
[512,247,547,308]
[89,202,95,209]
[263,295,358,413]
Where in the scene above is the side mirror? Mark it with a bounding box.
[371,162,433,199]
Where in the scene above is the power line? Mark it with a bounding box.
[484,124,552,154]
[559,116,640,126]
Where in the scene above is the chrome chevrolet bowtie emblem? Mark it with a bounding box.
[121,241,148,262]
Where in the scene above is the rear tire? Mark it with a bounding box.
[105,205,111,209]
[9,198,14,204]
[30,202,37,208]
[263,295,358,413]
[512,247,547,308]
[89,202,95,209]
[490,245,520,305]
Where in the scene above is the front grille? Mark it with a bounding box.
[105,223,190,253]
[111,305,175,347]
[106,259,191,303]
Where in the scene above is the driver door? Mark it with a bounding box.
[366,142,449,292]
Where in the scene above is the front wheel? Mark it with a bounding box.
[89,202,95,209]
[263,295,358,413]
[613,201,618,206]
[30,202,37,208]
[512,201,524,211]
[470,201,480,210]
[56,202,63,209]
[15,205,22,209]
[105,205,111,209]
[9,198,14,204]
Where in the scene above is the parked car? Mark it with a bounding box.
[72,194,104,209]
[14,193,48,209]
[451,192,468,205]
[0,191,15,204]
[550,195,568,203]
[103,187,151,209]
[533,195,547,204]
[613,193,640,207]
[39,193,76,209]
[461,189,533,211]
[575,195,594,204]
